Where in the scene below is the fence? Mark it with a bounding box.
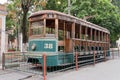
[1,48,120,80]
[2,52,45,75]
[109,48,120,59]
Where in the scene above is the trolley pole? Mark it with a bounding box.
[75,52,78,71]
[43,54,46,80]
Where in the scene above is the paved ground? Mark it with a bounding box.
[0,59,120,80]
[0,70,34,80]
[48,59,120,80]
[24,59,120,80]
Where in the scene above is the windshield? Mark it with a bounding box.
[31,20,44,35]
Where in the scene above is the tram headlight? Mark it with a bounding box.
[31,43,36,51]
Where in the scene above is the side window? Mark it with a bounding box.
[95,47,98,50]
[81,46,85,51]
[91,47,94,51]
[58,46,64,52]
[88,46,90,51]
[99,47,101,50]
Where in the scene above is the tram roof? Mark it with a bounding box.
[29,10,110,34]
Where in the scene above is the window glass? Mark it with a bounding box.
[58,46,64,52]
[31,20,44,35]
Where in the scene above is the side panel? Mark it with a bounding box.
[58,53,74,65]
[29,39,57,52]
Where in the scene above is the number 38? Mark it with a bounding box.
[44,43,53,49]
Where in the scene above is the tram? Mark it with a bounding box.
[27,10,110,67]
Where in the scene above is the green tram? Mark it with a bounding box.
[27,10,110,67]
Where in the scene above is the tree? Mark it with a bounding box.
[6,0,46,44]
[21,0,47,43]
[112,0,120,9]
[45,0,67,12]
[6,0,23,50]
[6,0,46,50]
[21,0,31,43]
[70,0,120,43]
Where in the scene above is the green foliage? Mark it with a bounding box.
[70,0,120,43]
[6,0,22,44]
[112,0,120,8]
[45,0,67,12]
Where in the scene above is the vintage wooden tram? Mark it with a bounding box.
[27,10,110,67]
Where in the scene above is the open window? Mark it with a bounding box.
[46,19,55,37]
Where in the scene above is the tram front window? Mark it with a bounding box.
[31,20,44,35]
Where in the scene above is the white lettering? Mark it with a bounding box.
[44,43,53,49]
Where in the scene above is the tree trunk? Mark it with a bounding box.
[21,11,28,43]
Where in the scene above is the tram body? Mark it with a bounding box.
[28,10,110,67]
